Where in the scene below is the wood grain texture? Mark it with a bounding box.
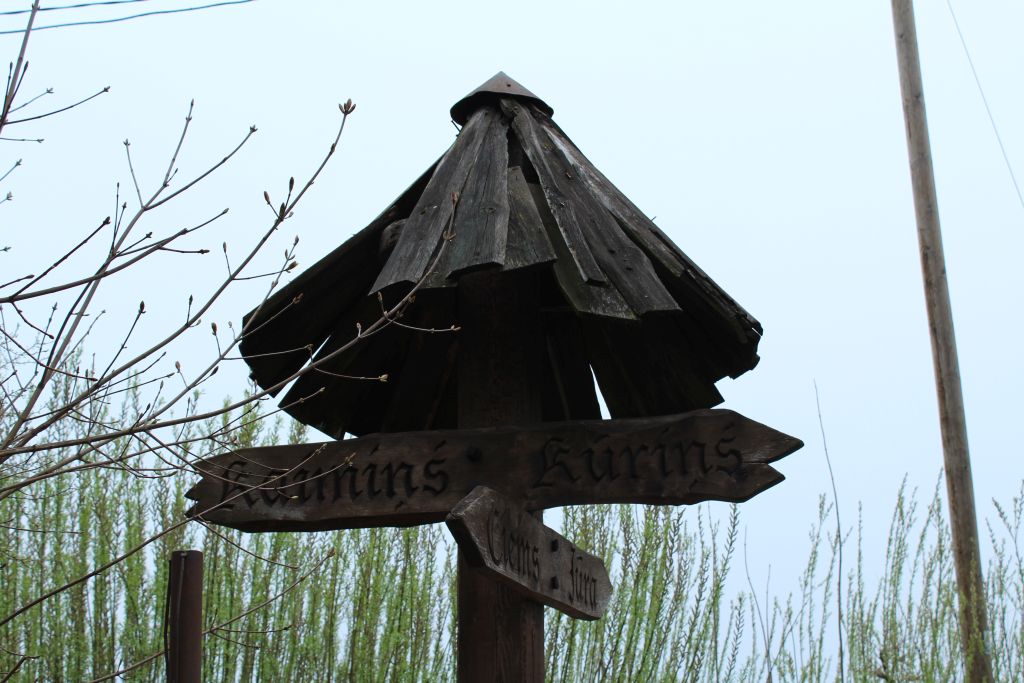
[503,98,606,288]
[278,289,457,438]
[455,268,545,683]
[440,112,511,278]
[373,107,495,292]
[541,313,602,422]
[891,3,992,680]
[185,409,801,532]
[504,98,678,317]
[378,304,460,433]
[238,84,768,449]
[525,180,636,321]
[240,161,438,395]
[277,292,408,438]
[504,166,557,271]
[447,486,612,620]
[537,112,761,377]
[582,316,724,419]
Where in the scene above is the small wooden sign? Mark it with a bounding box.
[186,409,801,532]
[447,486,612,620]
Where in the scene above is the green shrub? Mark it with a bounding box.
[2,418,1021,681]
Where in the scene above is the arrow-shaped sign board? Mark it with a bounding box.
[186,409,802,532]
[447,486,612,620]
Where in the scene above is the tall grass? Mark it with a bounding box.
[2,418,1021,680]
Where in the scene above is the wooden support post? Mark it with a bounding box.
[889,3,993,681]
[456,268,544,682]
[166,550,203,683]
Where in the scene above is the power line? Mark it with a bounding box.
[944,0,1024,215]
[0,1,154,17]
[0,0,254,35]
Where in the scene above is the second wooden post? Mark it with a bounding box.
[456,268,545,682]
[166,549,203,683]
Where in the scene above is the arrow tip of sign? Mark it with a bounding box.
[780,436,804,460]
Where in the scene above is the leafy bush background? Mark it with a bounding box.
[2,413,1021,681]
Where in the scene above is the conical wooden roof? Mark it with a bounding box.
[239,73,762,439]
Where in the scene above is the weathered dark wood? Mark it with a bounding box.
[456,267,545,683]
[583,317,723,418]
[450,70,553,125]
[504,98,678,317]
[502,99,606,288]
[240,160,438,394]
[536,113,761,377]
[447,486,612,620]
[539,112,753,313]
[166,550,203,683]
[379,219,406,258]
[439,112,510,278]
[275,288,457,438]
[455,270,543,427]
[373,107,495,292]
[185,409,801,531]
[504,166,557,271]
[216,72,790,683]
[237,75,767,439]
[278,291,409,438]
[378,303,460,433]
[541,313,602,422]
[526,180,636,321]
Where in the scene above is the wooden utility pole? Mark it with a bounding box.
[889,2,992,681]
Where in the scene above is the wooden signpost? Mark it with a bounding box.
[186,409,800,532]
[447,486,612,620]
[198,73,804,680]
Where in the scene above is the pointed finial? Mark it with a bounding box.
[450,71,553,124]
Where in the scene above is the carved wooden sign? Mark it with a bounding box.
[186,409,801,532]
[447,486,612,620]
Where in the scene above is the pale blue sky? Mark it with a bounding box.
[3,0,1022,595]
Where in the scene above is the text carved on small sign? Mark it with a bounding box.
[446,486,612,620]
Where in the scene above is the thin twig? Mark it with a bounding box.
[6,216,111,301]
[4,85,109,125]
[814,380,845,681]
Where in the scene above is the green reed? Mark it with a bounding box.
[1,413,1021,681]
